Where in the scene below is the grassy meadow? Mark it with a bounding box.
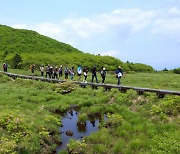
[0,70,180,153]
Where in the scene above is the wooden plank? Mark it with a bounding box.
[1,71,180,96]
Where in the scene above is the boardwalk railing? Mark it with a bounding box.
[1,71,180,98]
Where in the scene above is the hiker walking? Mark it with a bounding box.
[45,65,50,78]
[49,66,53,79]
[116,66,123,85]
[92,66,98,83]
[40,65,44,77]
[53,67,58,79]
[77,65,82,81]
[64,67,69,80]
[83,67,88,82]
[59,65,63,79]
[100,67,106,83]
[69,66,75,80]
[3,63,8,72]
[30,64,35,76]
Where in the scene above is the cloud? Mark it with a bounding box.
[8,6,180,69]
[101,50,119,57]
[151,7,180,40]
[167,7,180,16]
[11,7,180,47]
[34,23,61,35]
[11,24,28,29]
[22,8,156,48]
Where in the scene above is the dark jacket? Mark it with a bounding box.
[116,68,123,77]
[92,67,97,75]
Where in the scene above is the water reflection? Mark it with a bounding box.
[56,110,107,152]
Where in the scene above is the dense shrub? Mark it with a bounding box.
[0,110,31,153]
[173,68,180,74]
[151,96,180,116]
[51,82,75,94]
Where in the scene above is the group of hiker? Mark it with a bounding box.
[2,63,123,85]
[30,64,124,85]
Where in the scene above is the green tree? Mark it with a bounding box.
[12,53,22,69]
[173,68,180,74]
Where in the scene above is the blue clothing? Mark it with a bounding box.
[116,68,123,75]
[116,68,123,85]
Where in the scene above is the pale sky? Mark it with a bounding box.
[1,0,180,70]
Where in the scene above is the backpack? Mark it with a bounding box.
[65,68,68,74]
[101,70,106,76]
[77,67,82,74]
[117,72,122,77]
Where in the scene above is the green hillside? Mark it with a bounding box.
[0,25,81,54]
[0,25,154,72]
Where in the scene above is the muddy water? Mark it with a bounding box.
[56,109,107,152]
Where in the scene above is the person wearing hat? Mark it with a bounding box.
[53,66,58,79]
[116,66,123,85]
[64,67,69,80]
[30,64,35,76]
[69,66,75,80]
[59,65,63,79]
[49,66,53,79]
[3,63,8,72]
[100,67,107,83]
[77,65,82,81]
[45,64,50,78]
[40,65,44,77]
[83,67,88,83]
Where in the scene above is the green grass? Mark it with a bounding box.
[0,72,180,154]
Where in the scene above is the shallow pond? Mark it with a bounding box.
[56,109,107,152]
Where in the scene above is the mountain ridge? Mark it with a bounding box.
[0,25,81,54]
[0,25,154,72]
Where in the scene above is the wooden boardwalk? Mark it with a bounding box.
[1,71,180,98]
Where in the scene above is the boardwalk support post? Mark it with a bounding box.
[104,86,111,91]
[80,84,86,88]
[92,85,98,90]
[120,88,127,93]
[156,93,165,98]
[137,91,144,95]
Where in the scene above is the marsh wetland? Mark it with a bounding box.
[0,72,180,154]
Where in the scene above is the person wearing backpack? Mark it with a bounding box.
[92,66,98,83]
[77,65,82,81]
[30,64,35,76]
[3,63,8,72]
[83,67,88,83]
[40,65,44,77]
[49,66,53,79]
[69,66,75,80]
[116,66,123,85]
[53,67,58,79]
[59,65,63,79]
[45,65,50,78]
[64,67,69,80]
[101,67,106,84]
